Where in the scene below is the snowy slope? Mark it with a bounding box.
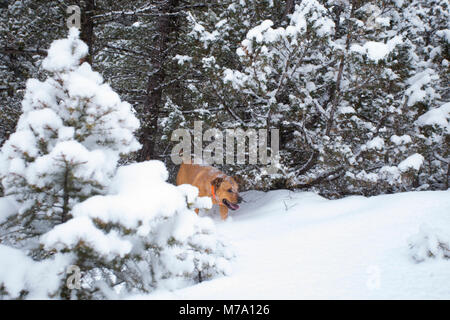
[134,190,450,299]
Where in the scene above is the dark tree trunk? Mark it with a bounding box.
[138,0,180,161]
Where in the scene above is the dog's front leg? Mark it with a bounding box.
[219,205,228,220]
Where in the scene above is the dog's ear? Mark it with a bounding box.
[212,177,224,190]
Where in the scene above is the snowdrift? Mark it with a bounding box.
[134,189,450,299]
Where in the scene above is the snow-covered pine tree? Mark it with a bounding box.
[0,28,141,249]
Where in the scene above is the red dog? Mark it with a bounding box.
[176,163,242,220]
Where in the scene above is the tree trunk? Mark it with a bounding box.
[80,0,95,64]
[138,0,180,161]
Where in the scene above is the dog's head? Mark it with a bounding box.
[212,176,242,211]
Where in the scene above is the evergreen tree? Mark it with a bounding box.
[0,28,141,251]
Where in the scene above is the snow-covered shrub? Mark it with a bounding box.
[408,224,450,263]
[41,160,232,298]
[0,28,138,298]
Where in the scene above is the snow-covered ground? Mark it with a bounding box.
[134,189,450,300]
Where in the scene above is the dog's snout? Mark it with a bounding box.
[237,195,243,204]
